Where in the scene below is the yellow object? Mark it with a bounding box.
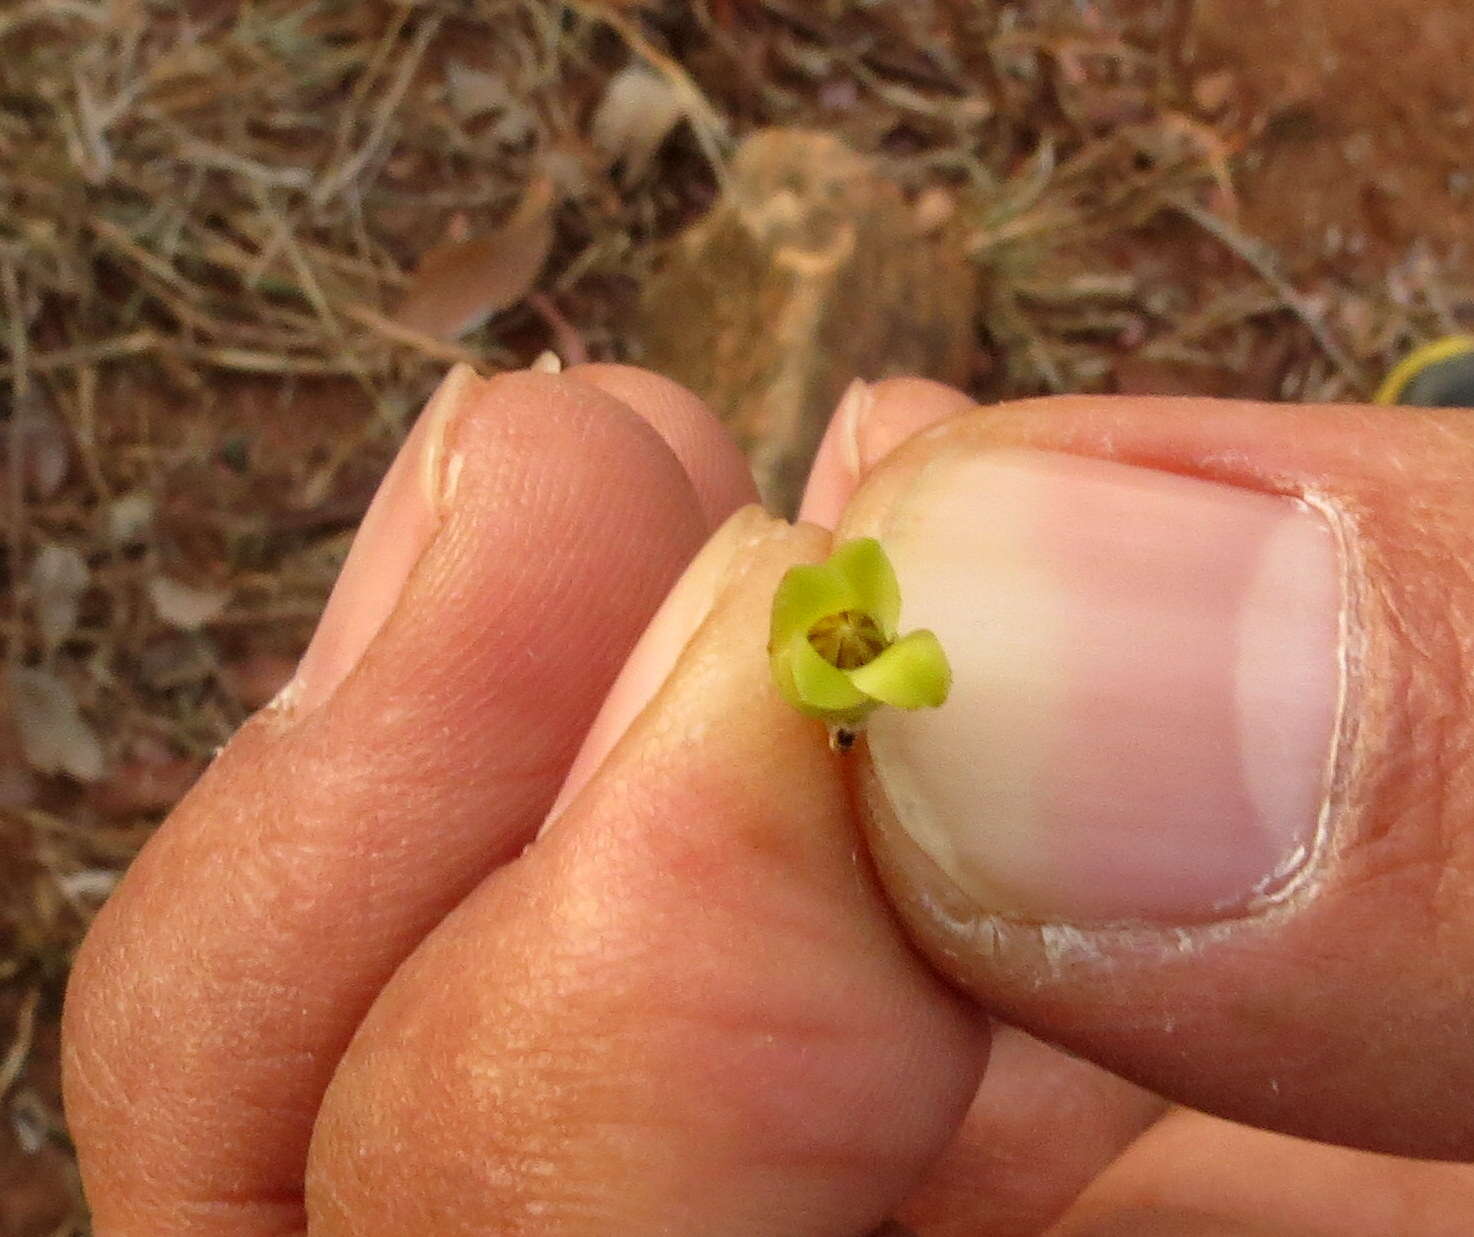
[1374,335,1474,404]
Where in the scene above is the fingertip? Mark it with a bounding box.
[799,378,977,528]
[565,362,758,527]
[865,378,981,458]
[544,504,776,825]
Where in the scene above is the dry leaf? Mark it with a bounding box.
[29,544,89,649]
[148,576,230,630]
[395,177,556,340]
[591,64,688,182]
[1193,70,1238,115]
[444,62,537,143]
[7,666,105,782]
[59,869,120,906]
[106,491,154,546]
[444,62,511,120]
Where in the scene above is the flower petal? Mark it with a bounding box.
[845,629,952,709]
[772,632,873,719]
[828,538,901,638]
[769,561,861,649]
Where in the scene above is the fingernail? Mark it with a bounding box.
[797,379,873,527]
[866,449,1343,922]
[281,363,480,716]
[545,505,776,826]
[799,379,975,528]
[834,378,874,482]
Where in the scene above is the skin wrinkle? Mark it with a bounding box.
[1353,525,1468,896]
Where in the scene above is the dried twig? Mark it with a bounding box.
[0,986,40,1101]
[313,11,444,207]
[1171,193,1367,392]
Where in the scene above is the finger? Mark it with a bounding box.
[798,377,977,529]
[307,511,986,1236]
[63,367,726,1233]
[566,362,758,524]
[836,395,1474,1159]
[895,1028,1165,1236]
[1056,1109,1474,1236]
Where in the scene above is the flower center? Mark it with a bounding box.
[808,610,887,671]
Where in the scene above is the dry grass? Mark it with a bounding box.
[0,1,1467,1229]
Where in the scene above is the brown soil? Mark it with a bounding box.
[1194,0,1474,281]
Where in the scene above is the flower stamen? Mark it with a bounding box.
[808,610,887,670]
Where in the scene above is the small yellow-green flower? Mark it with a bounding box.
[768,537,951,736]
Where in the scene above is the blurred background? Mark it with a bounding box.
[1,0,1471,1229]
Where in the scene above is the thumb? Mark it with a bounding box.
[836,394,1474,1161]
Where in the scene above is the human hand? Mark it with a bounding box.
[63,364,1474,1234]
